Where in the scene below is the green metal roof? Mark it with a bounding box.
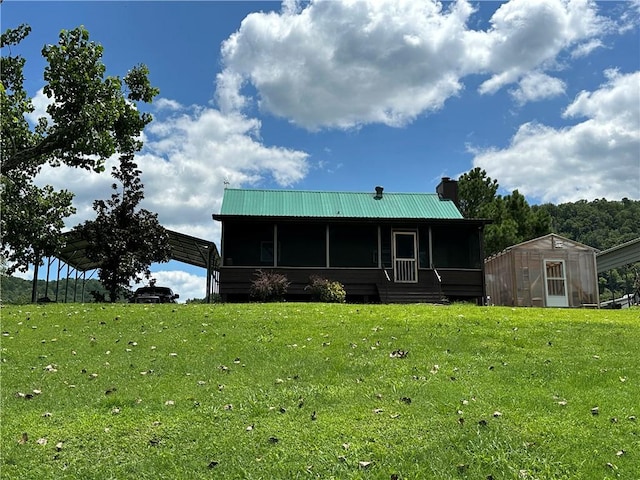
[215,189,463,220]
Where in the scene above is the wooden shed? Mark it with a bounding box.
[484,234,599,307]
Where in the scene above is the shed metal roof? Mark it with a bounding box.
[214,189,463,220]
[505,233,595,253]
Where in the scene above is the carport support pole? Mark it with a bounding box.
[81,271,87,303]
[73,269,79,303]
[55,259,64,302]
[44,257,52,299]
[64,263,71,302]
[206,254,212,303]
[31,255,40,303]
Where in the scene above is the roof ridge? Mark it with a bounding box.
[224,188,440,195]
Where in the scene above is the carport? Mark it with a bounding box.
[33,230,220,303]
[596,237,640,307]
[596,237,640,273]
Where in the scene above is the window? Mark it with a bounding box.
[223,222,274,266]
[431,226,481,268]
[260,241,274,263]
[278,223,326,267]
[329,224,378,267]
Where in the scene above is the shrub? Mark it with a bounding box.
[186,293,222,304]
[250,270,290,302]
[306,276,346,303]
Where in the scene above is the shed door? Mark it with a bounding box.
[544,259,568,307]
[393,232,417,283]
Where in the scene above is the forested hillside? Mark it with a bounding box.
[539,198,640,250]
[0,276,112,304]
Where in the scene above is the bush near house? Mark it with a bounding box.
[306,275,347,303]
[249,269,290,302]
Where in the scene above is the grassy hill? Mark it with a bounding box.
[1,303,638,479]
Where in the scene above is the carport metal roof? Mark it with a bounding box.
[596,237,640,273]
[57,229,220,272]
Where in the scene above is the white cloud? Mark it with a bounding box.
[510,71,566,105]
[472,70,640,203]
[216,0,474,129]
[25,88,52,126]
[571,38,603,58]
[154,98,183,111]
[474,0,607,94]
[563,68,639,125]
[618,0,640,34]
[131,269,208,302]
[34,158,118,228]
[216,0,610,129]
[141,107,308,239]
[33,105,309,246]
[9,266,34,281]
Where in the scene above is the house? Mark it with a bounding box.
[484,234,599,307]
[212,179,489,303]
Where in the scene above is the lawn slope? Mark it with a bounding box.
[1,303,638,479]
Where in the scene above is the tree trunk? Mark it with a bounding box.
[31,257,39,303]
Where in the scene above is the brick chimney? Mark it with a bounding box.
[436,177,459,207]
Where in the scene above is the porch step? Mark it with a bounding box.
[377,283,448,304]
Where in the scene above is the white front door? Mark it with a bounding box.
[393,232,417,283]
[544,259,569,307]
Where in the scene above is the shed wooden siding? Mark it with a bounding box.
[485,234,598,307]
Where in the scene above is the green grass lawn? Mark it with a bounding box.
[1,303,638,479]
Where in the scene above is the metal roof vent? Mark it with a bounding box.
[374,186,384,199]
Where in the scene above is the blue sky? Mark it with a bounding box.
[3,0,639,300]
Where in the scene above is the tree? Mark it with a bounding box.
[457,167,499,218]
[503,190,551,241]
[1,24,158,276]
[481,196,519,255]
[76,154,171,302]
[1,176,75,299]
[457,168,551,256]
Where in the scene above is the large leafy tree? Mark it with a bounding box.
[77,155,171,302]
[1,24,158,278]
[457,168,551,255]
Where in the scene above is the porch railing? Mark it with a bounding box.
[394,258,417,282]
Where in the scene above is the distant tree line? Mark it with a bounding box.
[0,275,115,304]
[539,198,640,251]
